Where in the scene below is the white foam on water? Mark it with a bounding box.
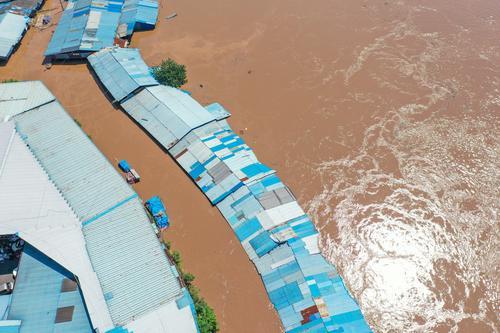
[307,110,499,331]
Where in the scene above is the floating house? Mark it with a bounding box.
[88,47,158,102]
[45,0,158,59]
[0,12,29,61]
[0,81,199,333]
[88,48,373,332]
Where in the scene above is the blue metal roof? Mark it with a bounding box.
[7,243,93,333]
[0,320,21,333]
[168,119,275,204]
[46,0,158,57]
[135,0,158,26]
[0,13,29,60]
[117,0,157,37]
[7,83,184,326]
[45,0,124,57]
[88,47,158,102]
[116,0,138,37]
[218,174,373,333]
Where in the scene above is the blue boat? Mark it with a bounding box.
[145,196,169,229]
[118,159,131,172]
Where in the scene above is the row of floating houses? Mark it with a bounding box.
[0,0,158,61]
[0,0,373,329]
[88,47,373,333]
[0,81,199,332]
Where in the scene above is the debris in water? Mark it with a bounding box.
[166,12,177,20]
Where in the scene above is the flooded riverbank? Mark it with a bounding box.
[1,0,499,332]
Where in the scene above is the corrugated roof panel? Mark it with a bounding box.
[0,81,55,121]
[121,85,216,149]
[0,122,114,331]
[88,47,158,102]
[204,102,231,120]
[117,0,138,36]
[82,198,181,324]
[4,86,185,327]
[135,0,157,25]
[14,101,135,221]
[0,13,29,59]
[45,0,123,57]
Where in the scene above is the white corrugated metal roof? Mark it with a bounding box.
[150,85,215,129]
[0,81,196,331]
[121,85,215,149]
[0,122,114,332]
[125,297,198,333]
[0,13,29,59]
[0,81,55,121]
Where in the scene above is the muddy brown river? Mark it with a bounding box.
[2,0,499,332]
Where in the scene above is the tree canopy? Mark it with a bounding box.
[152,58,187,88]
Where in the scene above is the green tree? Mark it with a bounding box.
[181,272,195,287]
[1,79,18,83]
[195,297,219,333]
[163,240,219,332]
[152,58,187,88]
[189,285,219,333]
[171,250,182,266]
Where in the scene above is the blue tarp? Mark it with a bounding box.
[145,196,169,228]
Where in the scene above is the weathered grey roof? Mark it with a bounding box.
[88,47,158,102]
[121,85,216,149]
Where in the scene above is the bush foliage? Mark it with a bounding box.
[164,241,219,333]
[152,58,187,88]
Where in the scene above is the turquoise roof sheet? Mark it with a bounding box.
[7,244,93,333]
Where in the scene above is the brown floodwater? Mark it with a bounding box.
[2,0,500,332]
